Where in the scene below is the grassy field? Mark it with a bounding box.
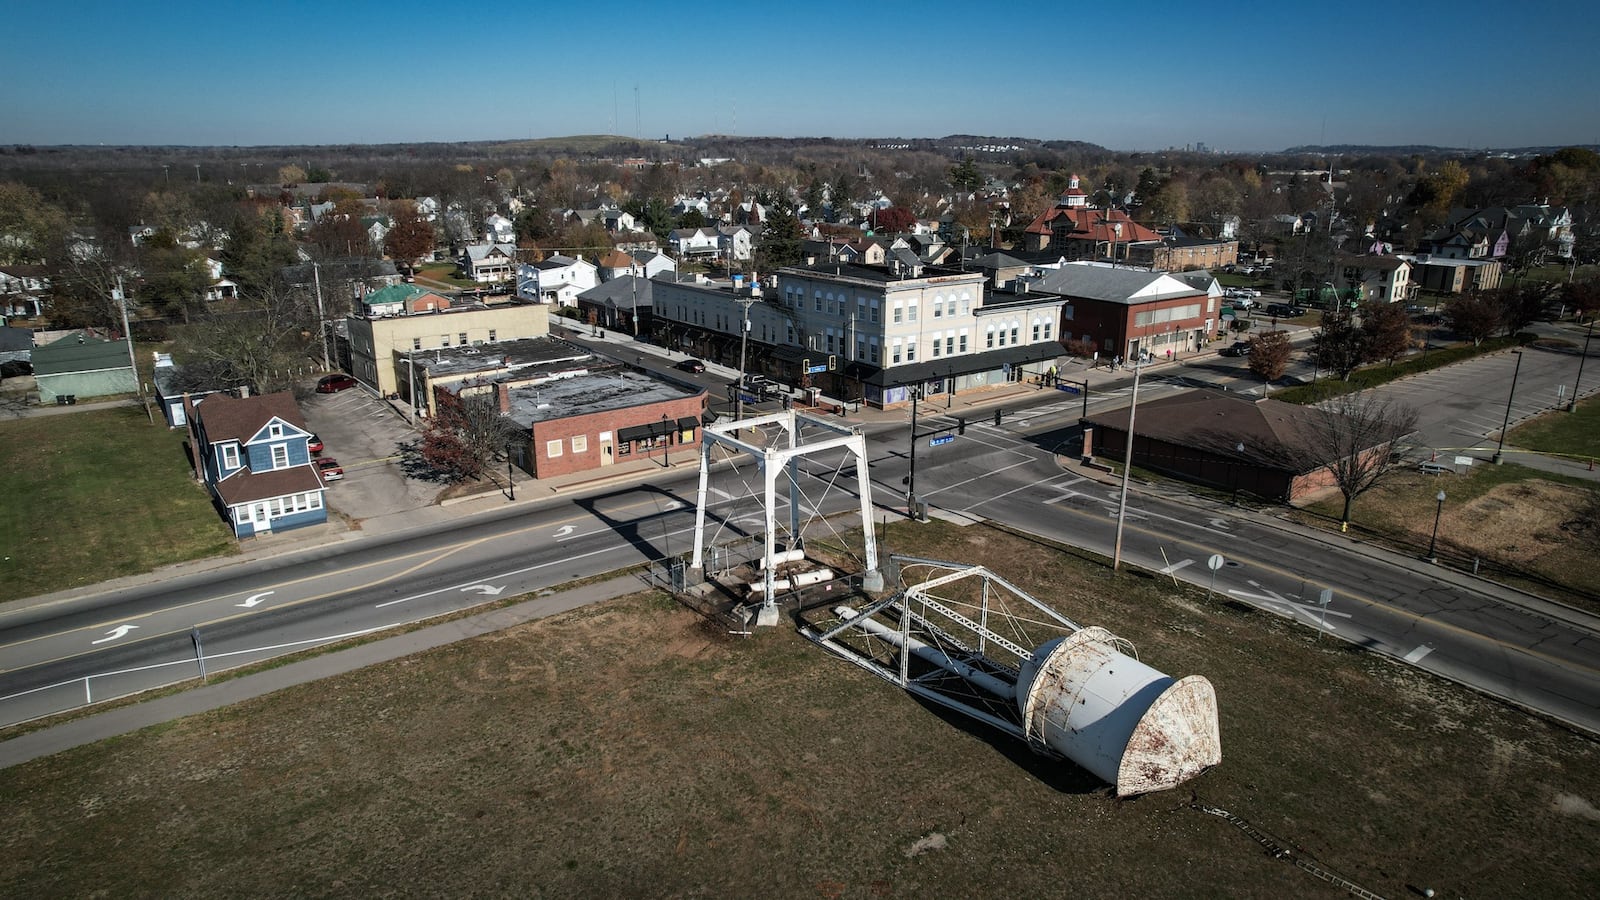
[3,520,1596,897]
[1510,394,1600,460]
[416,262,478,288]
[1293,461,1600,607]
[0,406,235,602]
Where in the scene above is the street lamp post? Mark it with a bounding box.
[660,414,671,468]
[1427,489,1446,563]
[1112,358,1146,571]
[1569,318,1594,412]
[905,384,922,517]
[1493,350,1525,464]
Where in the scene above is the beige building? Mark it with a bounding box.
[346,302,550,399]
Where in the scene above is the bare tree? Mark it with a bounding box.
[170,284,315,395]
[1297,391,1420,531]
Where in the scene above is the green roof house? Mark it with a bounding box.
[32,332,138,403]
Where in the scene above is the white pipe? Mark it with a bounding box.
[792,568,832,587]
[833,607,1016,700]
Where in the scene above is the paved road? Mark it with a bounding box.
[4,330,1599,744]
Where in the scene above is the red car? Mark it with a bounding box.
[316,373,359,393]
[307,433,324,455]
[316,457,344,481]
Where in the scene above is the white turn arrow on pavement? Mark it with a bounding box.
[237,591,275,608]
[554,525,575,538]
[91,624,139,645]
[460,584,506,596]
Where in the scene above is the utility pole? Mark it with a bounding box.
[116,276,154,423]
[734,297,755,425]
[312,261,330,370]
[905,385,921,517]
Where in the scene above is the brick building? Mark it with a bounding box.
[1028,263,1217,362]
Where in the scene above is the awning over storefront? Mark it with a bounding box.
[618,420,678,442]
[864,343,1061,388]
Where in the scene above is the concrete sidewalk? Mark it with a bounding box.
[0,573,649,770]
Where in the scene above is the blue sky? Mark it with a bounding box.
[3,1,1597,152]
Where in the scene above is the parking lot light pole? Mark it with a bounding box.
[506,442,515,501]
[1569,318,1594,412]
[1427,489,1446,563]
[1493,350,1524,464]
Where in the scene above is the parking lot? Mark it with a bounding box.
[300,387,440,525]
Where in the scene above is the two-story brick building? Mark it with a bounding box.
[1028,263,1216,363]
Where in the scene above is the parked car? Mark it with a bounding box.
[1219,341,1253,357]
[316,457,344,481]
[315,373,358,393]
[675,358,706,374]
[1265,303,1306,318]
[307,433,324,454]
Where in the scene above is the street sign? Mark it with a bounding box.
[1056,384,1080,394]
[806,364,828,374]
[1207,554,1225,571]
[929,435,954,447]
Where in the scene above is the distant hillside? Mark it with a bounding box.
[1285,143,1600,157]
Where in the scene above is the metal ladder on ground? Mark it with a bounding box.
[1192,802,1386,900]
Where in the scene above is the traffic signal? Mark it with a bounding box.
[994,409,1003,427]
[957,417,966,435]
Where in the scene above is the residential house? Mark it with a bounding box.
[461,242,519,283]
[601,208,637,234]
[515,254,599,308]
[187,391,327,537]
[718,225,758,262]
[0,325,32,376]
[668,227,721,260]
[0,264,48,318]
[151,352,229,428]
[32,331,138,403]
[1427,204,1575,262]
[200,256,239,302]
[1333,253,1413,305]
[484,213,516,244]
[363,216,392,252]
[612,231,660,253]
[360,283,452,318]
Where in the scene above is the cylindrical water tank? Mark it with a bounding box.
[1015,627,1220,796]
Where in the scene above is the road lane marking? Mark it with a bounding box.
[90,625,139,645]
[1404,644,1434,663]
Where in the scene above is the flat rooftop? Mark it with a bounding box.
[504,369,701,427]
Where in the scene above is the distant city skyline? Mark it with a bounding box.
[3,1,1597,153]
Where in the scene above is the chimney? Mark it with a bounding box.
[497,383,511,414]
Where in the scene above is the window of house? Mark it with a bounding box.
[932,334,942,357]
[489,329,497,342]
[814,293,823,312]
[1010,324,1020,343]
[932,295,943,318]
[856,338,866,360]
[309,492,322,510]
[1032,321,1041,341]
[892,338,903,364]
[441,335,450,347]
[906,339,917,362]
[869,299,880,323]
[958,331,968,352]
[907,300,918,322]
[412,337,422,350]
[945,335,955,355]
[459,332,468,346]
[572,434,588,453]
[892,302,903,324]
[1043,322,1052,340]
[221,443,239,469]
[869,337,880,363]
[546,439,563,458]
[826,331,836,353]
[986,325,995,349]
[271,444,289,469]
[268,423,283,438]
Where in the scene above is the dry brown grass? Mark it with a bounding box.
[2,522,1597,898]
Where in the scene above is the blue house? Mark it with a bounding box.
[187,391,327,537]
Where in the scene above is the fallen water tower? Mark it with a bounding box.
[805,557,1220,796]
